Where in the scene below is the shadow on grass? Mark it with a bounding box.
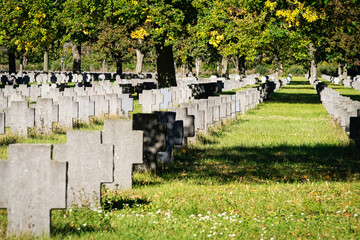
[156,143,360,184]
[102,197,150,211]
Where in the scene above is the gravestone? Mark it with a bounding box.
[105,93,122,116]
[90,95,110,117]
[29,85,41,102]
[139,90,156,113]
[168,107,195,145]
[8,91,26,107]
[76,96,95,122]
[133,113,167,172]
[4,101,35,137]
[17,84,30,97]
[103,120,143,190]
[53,131,113,207]
[197,99,214,129]
[40,84,51,97]
[0,144,66,236]
[34,98,59,134]
[160,88,172,110]
[0,113,5,134]
[118,94,133,117]
[57,96,78,128]
[154,111,183,162]
[181,103,205,131]
[0,92,8,111]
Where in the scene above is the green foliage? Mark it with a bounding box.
[254,64,269,75]
[285,65,307,76]
[317,63,337,76]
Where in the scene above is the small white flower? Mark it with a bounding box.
[354,214,358,217]
[194,234,197,237]
[83,223,87,227]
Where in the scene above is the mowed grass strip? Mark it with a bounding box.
[1,77,360,239]
[320,78,360,101]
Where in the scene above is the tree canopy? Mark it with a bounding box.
[0,0,359,83]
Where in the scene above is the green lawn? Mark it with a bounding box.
[320,78,360,101]
[1,77,360,239]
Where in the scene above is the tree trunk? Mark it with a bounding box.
[280,63,284,76]
[43,49,49,72]
[19,56,24,76]
[72,43,81,74]
[115,56,123,75]
[135,49,144,74]
[274,54,279,81]
[238,55,246,77]
[102,59,106,72]
[155,44,177,88]
[8,51,16,74]
[343,63,348,80]
[221,55,229,79]
[338,62,342,78]
[195,58,201,77]
[186,62,193,76]
[309,43,317,83]
[232,56,239,74]
[216,62,220,76]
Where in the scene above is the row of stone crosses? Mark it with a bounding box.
[320,73,360,92]
[311,78,360,145]
[0,71,265,137]
[0,72,291,237]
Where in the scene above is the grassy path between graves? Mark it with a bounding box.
[320,78,360,101]
[2,77,360,239]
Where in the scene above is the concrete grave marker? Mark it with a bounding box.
[91,95,110,117]
[54,131,113,207]
[57,96,78,128]
[105,93,122,116]
[154,111,183,162]
[76,96,95,122]
[0,92,8,111]
[4,101,35,137]
[168,107,195,145]
[103,120,143,190]
[0,144,66,236]
[160,88,172,110]
[0,112,5,134]
[34,98,59,134]
[133,113,167,172]
[118,94,133,117]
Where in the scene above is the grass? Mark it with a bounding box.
[1,77,360,239]
[319,78,360,101]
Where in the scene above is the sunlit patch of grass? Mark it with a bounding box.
[320,78,360,101]
[2,77,360,239]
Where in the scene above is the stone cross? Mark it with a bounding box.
[4,101,35,137]
[0,112,5,134]
[133,113,167,172]
[118,94,133,117]
[160,88,172,110]
[105,93,122,116]
[0,144,66,236]
[0,92,8,111]
[168,107,195,146]
[29,85,41,102]
[154,111,183,162]
[53,130,113,207]
[57,96,78,128]
[90,95,110,117]
[103,120,143,190]
[76,96,95,122]
[34,98,59,134]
